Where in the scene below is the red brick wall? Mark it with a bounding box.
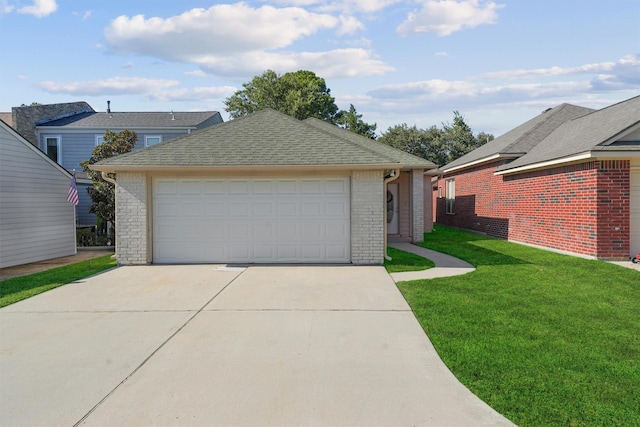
[434,160,630,259]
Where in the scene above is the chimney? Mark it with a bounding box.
[107,100,111,113]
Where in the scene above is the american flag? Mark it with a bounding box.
[67,174,79,206]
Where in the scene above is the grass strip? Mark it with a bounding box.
[384,246,435,273]
[0,255,116,308]
[398,226,640,427]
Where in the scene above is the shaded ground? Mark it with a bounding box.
[0,249,114,281]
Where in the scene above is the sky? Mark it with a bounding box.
[1,0,639,136]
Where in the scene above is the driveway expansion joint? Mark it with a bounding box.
[72,266,248,426]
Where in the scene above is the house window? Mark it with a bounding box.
[445,179,455,214]
[145,135,162,147]
[96,135,104,146]
[45,136,61,163]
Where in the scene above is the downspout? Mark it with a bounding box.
[383,168,401,261]
[101,171,116,185]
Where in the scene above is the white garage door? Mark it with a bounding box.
[153,177,351,263]
[631,162,640,256]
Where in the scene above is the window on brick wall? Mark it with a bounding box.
[445,179,455,214]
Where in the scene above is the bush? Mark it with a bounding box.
[76,228,114,247]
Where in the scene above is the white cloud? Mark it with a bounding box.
[396,0,503,36]
[18,0,57,17]
[435,51,449,57]
[37,76,236,103]
[148,86,238,102]
[185,69,208,77]
[38,77,180,96]
[366,55,638,115]
[102,4,390,79]
[104,4,352,60]
[0,0,14,14]
[198,48,394,78]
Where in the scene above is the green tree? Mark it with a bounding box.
[80,129,137,229]
[378,124,446,165]
[378,112,493,166]
[336,104,377,139]
[225,70,340,122]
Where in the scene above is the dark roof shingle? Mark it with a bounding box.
[94,109,437,169]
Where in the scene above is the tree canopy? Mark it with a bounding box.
[224,70,340,122]
[80,129,137,227]
[378,111,494,166]
[224,70,377,138]
[336,104,377,139]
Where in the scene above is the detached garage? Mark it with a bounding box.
[91,109,437,265]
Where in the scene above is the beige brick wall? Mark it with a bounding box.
[412,169,424,242]
[351,170,384,265]
[115,172,149,265]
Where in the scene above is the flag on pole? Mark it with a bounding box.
[67,173,79,206]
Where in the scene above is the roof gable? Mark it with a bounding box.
[0,119,72,179]
[93,109,407,169]
[443,104,594,172]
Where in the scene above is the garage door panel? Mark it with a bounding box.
[153,177,350,263]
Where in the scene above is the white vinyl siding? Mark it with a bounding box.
[0,125,75,268]
[152,177,351,263]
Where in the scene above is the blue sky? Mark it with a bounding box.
[1,0,638,136]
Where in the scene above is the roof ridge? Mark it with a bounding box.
[499,103,592,153]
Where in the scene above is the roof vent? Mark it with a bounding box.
[171,111,175,120]
[107,100,111,113]
[542,107,552,113]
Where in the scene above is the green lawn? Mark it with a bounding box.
[397,226,640,427]
[0,255,116,308]
[384,246,436,273]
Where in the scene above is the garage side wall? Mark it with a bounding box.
[351,170,384,265]
[115,172,149,265]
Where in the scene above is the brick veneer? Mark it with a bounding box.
[115,172,150,265]
[411,169,425,242]
[351,170,385,264]
[435,160,631,259]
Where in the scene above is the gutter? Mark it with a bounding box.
[383,169,401,261]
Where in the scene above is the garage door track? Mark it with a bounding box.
[0,265,513,426]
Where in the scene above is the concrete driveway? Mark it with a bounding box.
[0,265,513,427]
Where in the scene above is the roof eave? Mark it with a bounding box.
[494,150,640,176]
[89,163,403,174]
[441,153,523,174]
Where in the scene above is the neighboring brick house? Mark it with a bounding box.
[90,108,437,265]
[434,95,640,260]
[10,102,224,226]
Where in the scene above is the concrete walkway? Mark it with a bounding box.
[389,242,475,282]
[1,264,514,427]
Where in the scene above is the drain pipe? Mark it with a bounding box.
[101,171,116,185]
[383,168,401,261]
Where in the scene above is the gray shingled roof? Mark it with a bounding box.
[497,95,640,172]
[443,104,594,171]
[303,117,437,169]
[38,111,221,128]
[93,109,416,169]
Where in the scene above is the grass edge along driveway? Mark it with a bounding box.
[397,226,640,427]
[0,255,116,308]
